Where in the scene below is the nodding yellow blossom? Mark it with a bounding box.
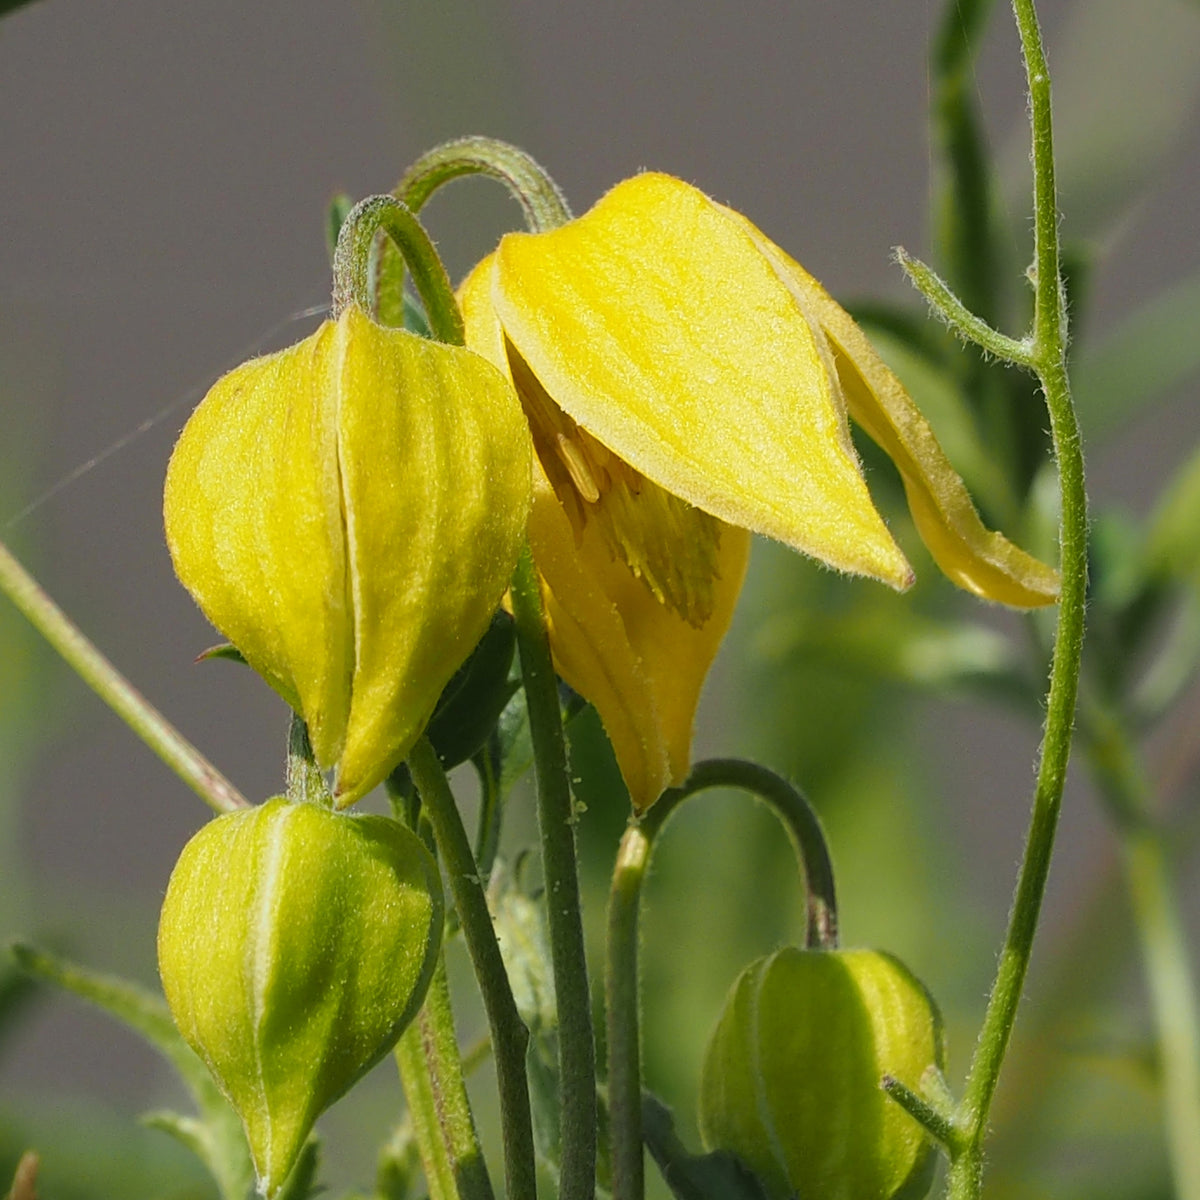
[461,172,1058,810]
[164,303,532,806]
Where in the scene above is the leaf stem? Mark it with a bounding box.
[0,537,247,814]
[508,544,597,1200]
[896,247,1034,367]
[947,3,1088,1195]
[605,758,837,1200]
[406,736,537,1200]
[395,954,496,1200]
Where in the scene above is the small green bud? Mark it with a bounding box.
[699,947,942,1200]
[158,798,443,1197]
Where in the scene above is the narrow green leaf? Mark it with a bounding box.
[1001,0,1200,243]
[273,1138,321,1200]
[9,943,213,1101]
[931,0,1004,324]
[9,943,255,1200]
[196,642,248,665]
[0,0,43,18]
[1073,272,1200,441]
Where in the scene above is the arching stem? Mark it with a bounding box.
[606,758,837,1200]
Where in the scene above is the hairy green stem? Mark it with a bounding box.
[947,3,1088,1195]
[0,537,246,814]
[606,758,837,1200]
[395,955,496,1200]
[406,736,537,1200]
[1084,707,1200,1200]
[509,544,597,1200]
[332,194,465,344]
[896,248,1034,368]
[397,136,572,234]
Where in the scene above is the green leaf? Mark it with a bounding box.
[3,1151,37,1200]
[1001,0,1200,244]
[0,1,43,18]
[642,1094,769,1200]
[196,642,248,665]
[10,943,254,1200]
[930,0,1005,325]
[273,1138,321,1200]
[1072,272,1200,440]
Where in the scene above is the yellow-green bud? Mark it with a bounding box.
[163,303,532,806]
[157,797,443,1197]
[699,947,942,1200]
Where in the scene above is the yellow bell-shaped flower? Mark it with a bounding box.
[164,303,532,805]
[461,172,1058,810]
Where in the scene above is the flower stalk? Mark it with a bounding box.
[508,544,598,1200]
[406,736,538,1200]
[605,758,839,1200]
[394,955,496,1200]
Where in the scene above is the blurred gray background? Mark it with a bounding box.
[1,0,1198,1193]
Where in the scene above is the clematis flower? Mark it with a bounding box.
[460,172,1059,811]
[164,303,532,806]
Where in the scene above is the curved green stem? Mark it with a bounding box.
[508,544,597,1200]
[332,194,465,344]
[397,136,572,234]
[948,3,1088,1195]
[606,758,837,1200]
[406,736,537,1200]
[0,537,247,814]
[395,954,496,1200]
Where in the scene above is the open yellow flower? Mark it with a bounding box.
[461,172,1058,811]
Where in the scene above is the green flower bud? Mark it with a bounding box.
[158,797,443,1197]
[164,303,532,806]
[699,947,943,1200]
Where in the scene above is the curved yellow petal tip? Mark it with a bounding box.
[733,212,1060,609]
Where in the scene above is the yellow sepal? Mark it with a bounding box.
[165,305,532,805]
[738,216,1061,608]
[164,321,350,761]
[490,173,914,592]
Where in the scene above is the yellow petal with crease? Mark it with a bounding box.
[528,468,749,812]
[490,172,913,591]
[738,217,1061,608]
